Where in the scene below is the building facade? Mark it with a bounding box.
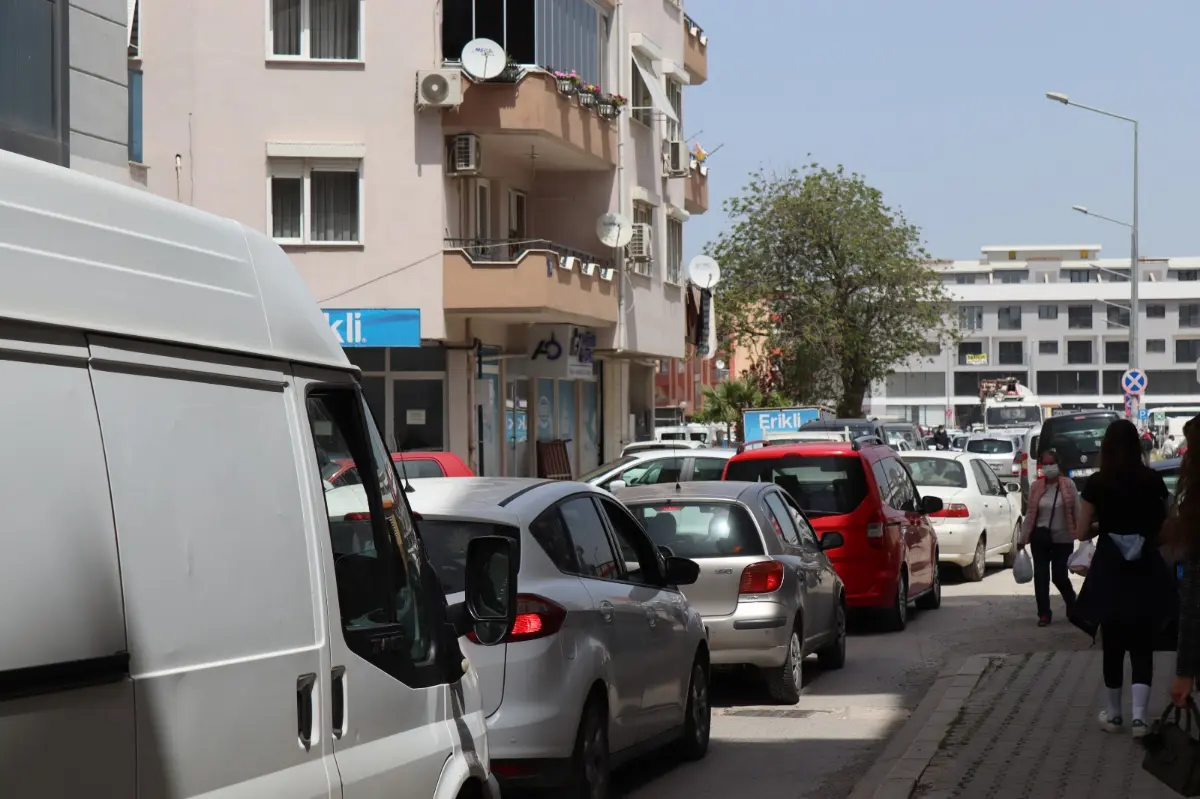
[133,0,709,476]
[876,244,1200,426]
[0,0,137,184]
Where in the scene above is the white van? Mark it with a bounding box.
[0,149,517,798]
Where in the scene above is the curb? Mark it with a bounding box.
[854,654,998,799]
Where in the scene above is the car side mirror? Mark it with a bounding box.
[1005,482,1021,494]
[657,544,676,559]
[820,531,845,551]
[920,495,944,515]
[664,556,700,586]
[607,479,627,491]
[451,535,519,646]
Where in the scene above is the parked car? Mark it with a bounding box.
[879,420,926,451]
[963,434,1024,479]
[615,481,847,703]
[1152,457,1182,499]
[1036,410,1121,491]
[1012,424,1042,512]
[406,477,711,796]
[322,451,474,488]
[950,435,969,452]
[900,451,1023,581]
[798,417,890,442]
[723,440,944,630]
[621,440,705,456]
[579,447,734,491]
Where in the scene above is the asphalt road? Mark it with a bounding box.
[618,564,1093,799]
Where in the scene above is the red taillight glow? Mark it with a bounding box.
[1020,452,1029,477]
[343,512,371,521]
[739,561,785,594]
[466,594,566,644]
[932,503,970,519]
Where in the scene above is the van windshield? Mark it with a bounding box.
[627,501,764,558]
[725,455,869,517]
[419,519,520,594]
[986,406,1042,426]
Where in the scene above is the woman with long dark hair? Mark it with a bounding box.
[1073,419,1173,738]
[1168,416,1200,708]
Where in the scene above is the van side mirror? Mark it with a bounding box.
[820,532,845,551]
[607,479,627,491]
[920,495,944,515]
[455,535,518,646]
[664,556,700,586]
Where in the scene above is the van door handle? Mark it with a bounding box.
[331,666,346,739]
[599,601,615,624]
[296,673,317,751]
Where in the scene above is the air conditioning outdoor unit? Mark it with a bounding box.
[560,255,580,272]
[665,140,689,177]
[417,69,463,108]
[599,267,616,281]
[448,133,481,174]
[628,223,652,260]
[580,262,599,276]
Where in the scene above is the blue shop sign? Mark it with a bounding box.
[323,308,420,348]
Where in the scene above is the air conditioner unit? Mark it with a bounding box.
[580,262,599,276]
[417,69,463,108]
[560,255,579,272]
[665,140,689,177]
[599,267,616,281]
[447,133,481,174]
[628,223,652,260]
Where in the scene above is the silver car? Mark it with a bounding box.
[615,481,847,704]
[407,477,711,796]
[963,434,1023,479]
[578,447,734,491]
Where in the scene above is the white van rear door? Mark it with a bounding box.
[0,324,134,796]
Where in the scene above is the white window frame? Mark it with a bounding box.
[508,188,527,239]
[665,78,683,142]
[266,0,366,62]
[666,216,683,285]
[631,60,653,128]
[475,181,492,240]
[267,158,364,246]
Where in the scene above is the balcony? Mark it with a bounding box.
[444,71,618,171]
[684,166,709,215]
[683,15,708,85]
[443,238,618,327]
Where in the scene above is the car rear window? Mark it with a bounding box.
[395,458,445,479]
[903,457,968,488]
[724,455,869,517]
[419,519,520,594]
[627,501,763,558]
[967,439,1014,455]
[1039,415,1116,461]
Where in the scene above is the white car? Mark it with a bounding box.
[578,447,734,491]
[621,439,705,456]
[900,451,1024,582]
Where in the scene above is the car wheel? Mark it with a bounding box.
[883,571,908,632]
[817,600,847,669]
[676,656,711,761]
[963,535,986,582]
[766,623,804,704]
[566,697,610,799]
[916,553,942,610]
[1002,522,1020,568]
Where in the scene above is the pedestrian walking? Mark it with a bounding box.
[1072,419,1175,738]
[1163,434,1180,459]
[1166,417,1200,709]
[1019,449,1078,627]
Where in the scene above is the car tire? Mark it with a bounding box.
[1002,522,1020,569]
[817,600,847,669]
[766,623,805,704]
[963,535,986,582]
[915,553,942,610]
[676,656,711,761]
[883,571,909,632]
[565,696,610,799]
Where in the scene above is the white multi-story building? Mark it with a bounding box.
[874,244,1200,426]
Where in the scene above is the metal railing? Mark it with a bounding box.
[684,14,704,41]
[444,238,611,269]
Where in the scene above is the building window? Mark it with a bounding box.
[269,160,362,244]
[1067,305,1093,330]
[1179,270,1200,282]
[665,78,683,141]
[270,0,363,60]
[666,217,683,284]
[1182,304,1200,328]
[1107,303,1130,330]
[1176,339,1200,364]
[1038,340,1058,355]
[128,69,143,163]
[1037,370,1099,395]
[0,0,69,166]
[957,341,984,366]
[1105,340,1129,364]
[997,341,1023,365]
[1147,304,1166,319]
[1148,339,1166,354]
[1066,340,1093,365]
[958,306,983,331]
[997,306,1022,330]
[1065,269,1097,283]
[955,274,976,285]
[631,59,653,127]
[1103,269,1130,283]
[1038,305,1059,320]
[997,271,1027,284]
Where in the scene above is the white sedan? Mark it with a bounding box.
[900,451,1024,582]
[577,447,734,491]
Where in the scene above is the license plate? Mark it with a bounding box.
[1070,467,1097,478]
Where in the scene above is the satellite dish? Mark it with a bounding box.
[461,38,506,80]
[687,255,721,288]
[596,213,633,248]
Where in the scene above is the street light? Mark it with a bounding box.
[1072,204,1132,229]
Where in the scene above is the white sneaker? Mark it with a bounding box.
[1099,710,1123,733]
[1131,719,1149,739]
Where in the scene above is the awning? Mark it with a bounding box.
[127,0,138,46]
[632,53,679,124]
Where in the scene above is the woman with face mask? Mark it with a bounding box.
[1019,449,1079,627]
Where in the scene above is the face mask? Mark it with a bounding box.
[1042,465,1060,480]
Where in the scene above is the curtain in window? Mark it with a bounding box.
[311,171,358,242]
[272,0,301,55]
[311,0,359,59]
[271,177,303,240]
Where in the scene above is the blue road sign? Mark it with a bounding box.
[1138,408,1149,420]
[1121,369,1147,395]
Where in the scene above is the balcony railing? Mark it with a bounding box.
[444,237,611,270]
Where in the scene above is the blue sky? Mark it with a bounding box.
[683,0,1199,263]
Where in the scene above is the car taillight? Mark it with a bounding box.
[866,522,885,539]
[343,512,371,521]
[1011,451,1021,475]
[932,503,970,518]
[739,561,784,594]
[1020,452,1028,477]
[466,594,566,644]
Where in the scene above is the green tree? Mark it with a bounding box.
[712,164,957,417]
[695,377,791,441]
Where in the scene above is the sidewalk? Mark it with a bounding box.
[867,651,1183,799]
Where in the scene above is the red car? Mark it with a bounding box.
[322,452,474,488]
[723,439,943,630]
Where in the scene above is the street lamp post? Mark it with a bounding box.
[1048,93,1140,420]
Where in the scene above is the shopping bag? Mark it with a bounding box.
[1068,541,1095,576]
[1013,549,1033,584]
[1142,700,1200,796]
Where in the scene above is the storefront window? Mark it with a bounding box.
[505,379,531,476]
[557,379,576,474]
[580,381,599,473]
[393,378,444,452]
[480,372,499,475]
[536,379,555,442]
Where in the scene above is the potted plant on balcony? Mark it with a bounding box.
[578,83,600,108]
[553,69,580,95]
[599,93,626,119]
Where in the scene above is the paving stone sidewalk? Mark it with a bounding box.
[913,651,1182,799]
